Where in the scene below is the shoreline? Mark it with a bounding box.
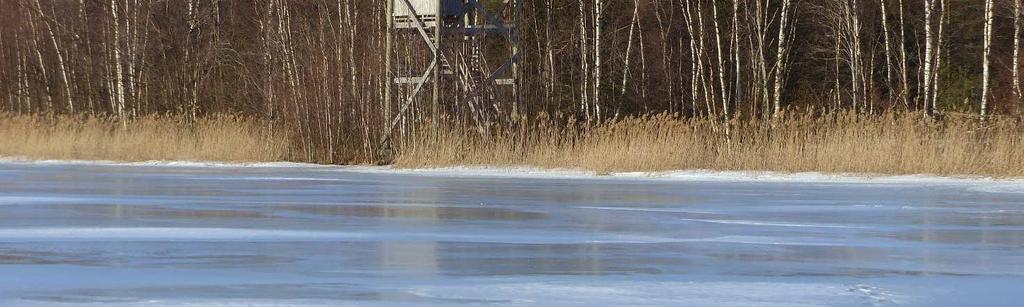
[3,156,1023,185]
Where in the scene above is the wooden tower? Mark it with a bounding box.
[383,0,520,144]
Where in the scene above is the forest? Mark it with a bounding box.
[2,0,1024,176]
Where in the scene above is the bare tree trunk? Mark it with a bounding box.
[896,0,910,109]
[834,28,843,111]
[184,0,199,122]
[772,0,793,116]
[383,0,394,141]
[110,0,127,123]
[18,36,31,113]
[982,0,994,118]
[593,0,603,121]
[851,0,865,112]
[880,0,895,104]
[696,0,715,119]
[653,5,676,113]
[10,30,24,112]
[578,0,590,122]
[622,0,639,96]
[26,6,54,113]
[836,0,862,112]
[682,0,700,117]
[751,0,770,118]
[545,0,555,107]
[342,0,368,157]
[639,19,649,109]
[77,0,96,114]
[125,0,140,116]
[136,1,148,115]
[931,0,947,113]
[923,0,934,115]
[31,0,74,113]
[1014,0,1023,111]
[0,30,8,111]
[713,0,730,129]
[732,0,742,116]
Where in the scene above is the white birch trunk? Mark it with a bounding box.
[772,0,793,116]
[682,0,700,117]
[923,0,933,114]
[713,0,730,124]
[931,0,947,113]
[26,6,54,113]
[982,0,994,118]
[545,0,555,104]
[896,0,910,108]
[109,0,126,122]
[732,0,742,115]
[851,0,864,111]
[622,0,639,96]
[578,0,590,122]
[593,0,603,121]
[185,0,199,121]
[1014,0,1023,109]
[880,0,895,102]
[31,0,73,113]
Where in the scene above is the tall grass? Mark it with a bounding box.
[396,112,1024,177]
[0,113,290,163]
[4,112,1023,177]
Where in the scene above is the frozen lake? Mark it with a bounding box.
[0,162,1022,306]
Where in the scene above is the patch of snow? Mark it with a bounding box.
[0,157,323,168]
[340,165,1024,186]
[4,156,1024,186]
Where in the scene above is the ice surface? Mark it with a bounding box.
[0,160,1023,306]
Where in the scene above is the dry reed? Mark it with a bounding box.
[5,111,1024,177]
[396,112,1024,177]
[0,113,290,163]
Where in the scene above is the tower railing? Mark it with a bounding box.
[382,0,520,149]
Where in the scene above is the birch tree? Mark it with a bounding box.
[981,0,994,118]
[621,0,640,97]
[26,4,54,113]
[593,0,603,122]
[1014,0,1022,109]
[880,0,895,102]
[732,0,742,116]
[896,0,910,108]
[751,0,770,117]
[184,0,199,122]
[930,0,947,113]
[30,0,73,113]
[712,0,730,127]
[578,0,591,121]
[923,0,934,115]
[772,0,794,116]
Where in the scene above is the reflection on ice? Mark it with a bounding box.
[0,227,697,244]
[66,204,270,219]
[0,161,1022,306]
[281,203,546,220]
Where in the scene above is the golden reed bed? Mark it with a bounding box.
[3,112,1023,177]
[0,114,290,163]
[397,112,1024,177]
